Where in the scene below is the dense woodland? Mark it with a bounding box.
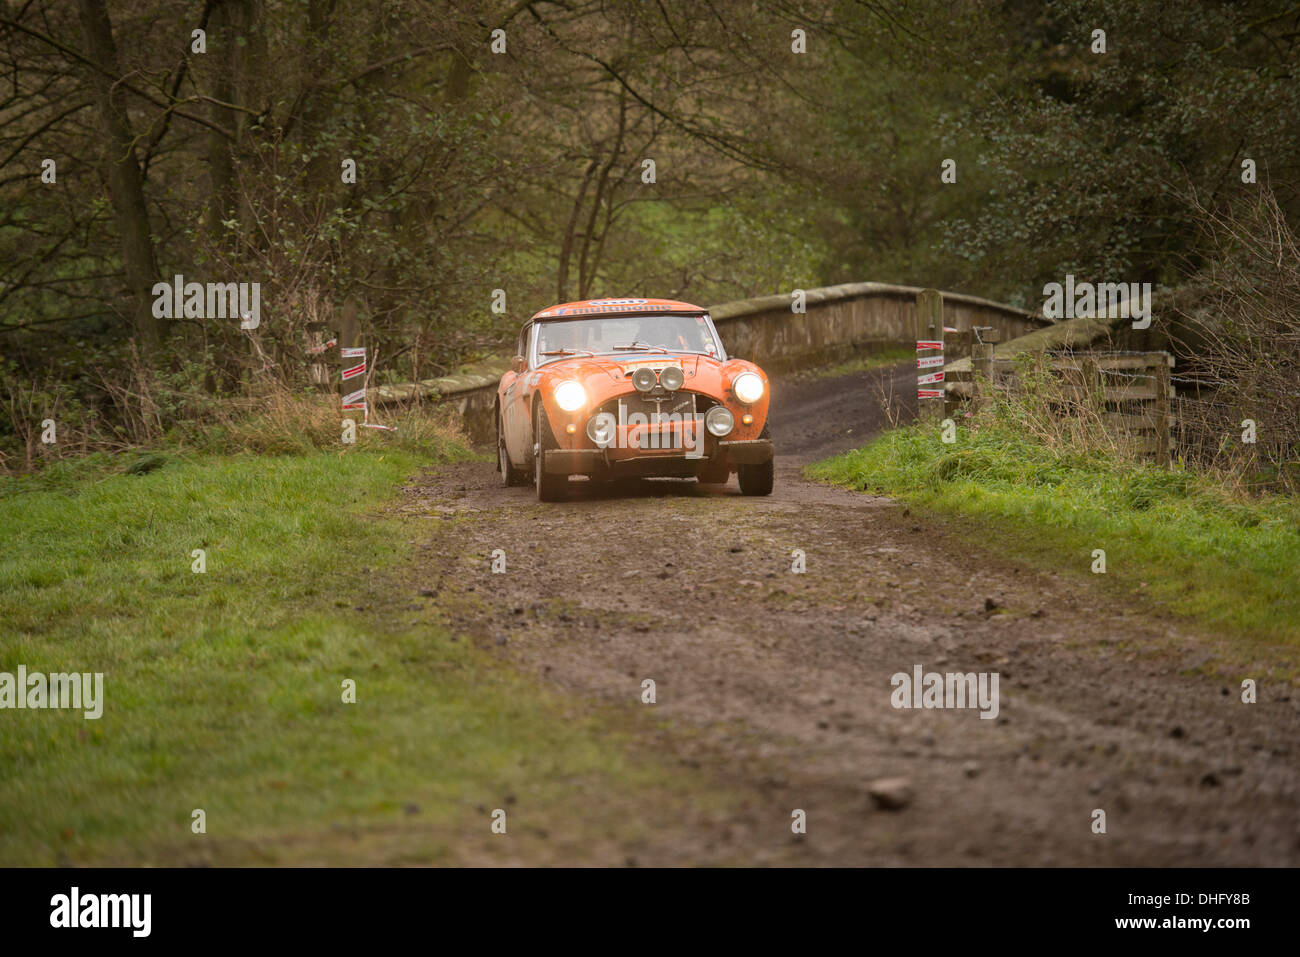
[1,0,1298,465]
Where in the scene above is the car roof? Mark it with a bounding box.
[530,298,705,321]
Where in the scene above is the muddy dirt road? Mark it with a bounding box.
[400,362,1300,865]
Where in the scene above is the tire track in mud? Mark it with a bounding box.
[395,362,1300,865]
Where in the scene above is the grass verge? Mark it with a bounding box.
[787,346,913,380]
[808,421,1300,676]
[0,441,729,865]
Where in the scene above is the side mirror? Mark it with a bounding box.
[511,355,527,373]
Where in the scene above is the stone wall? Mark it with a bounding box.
[710,282,1043,371]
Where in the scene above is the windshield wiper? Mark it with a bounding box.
[540,348,594,357]
[612,341,668,353]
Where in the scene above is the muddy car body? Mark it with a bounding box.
[496,298,775,500]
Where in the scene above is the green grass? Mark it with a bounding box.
[0,446,720,865]
[788,346,913,380]
[808,421,1300,674]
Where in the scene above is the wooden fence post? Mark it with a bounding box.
[946,328,972,417]
[1154,354,1172,465]
[950,328,973,362]
[916,289,944,425]
[970,327,999,412]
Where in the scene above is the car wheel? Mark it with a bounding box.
[737,427,774,496]
[498,409,527,487]
[534,403,568,502]
[737,457,774,496]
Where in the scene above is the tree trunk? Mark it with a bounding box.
[206,3,238,241]
[76,0,165,348]
[299,0,336,188]
[557,161,597,303]
[577,93,628,299]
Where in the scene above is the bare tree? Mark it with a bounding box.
[1174,186,1300,488]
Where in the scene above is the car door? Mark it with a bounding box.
[503,322,532,464]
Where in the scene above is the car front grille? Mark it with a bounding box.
[616,391,696,420]
[595,391,700,452]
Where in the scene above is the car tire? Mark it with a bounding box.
[737,426,774,496]
[737,458,774,496]
[497,409,528,487]
[534,403,568,502]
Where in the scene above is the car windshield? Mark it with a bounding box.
[534,314,721,364]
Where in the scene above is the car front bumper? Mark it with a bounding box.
[718,438,774,465]
[541,438,773,475]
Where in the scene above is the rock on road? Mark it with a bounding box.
[399,360,1300,865]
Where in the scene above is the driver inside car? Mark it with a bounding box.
[641,320,696,352]
[540,323,583,354]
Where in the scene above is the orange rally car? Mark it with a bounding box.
[496,298,775,501]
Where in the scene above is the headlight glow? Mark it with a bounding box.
[554,380,587,412]
[732,371,764,404]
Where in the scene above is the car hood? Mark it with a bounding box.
[537,352,712,383]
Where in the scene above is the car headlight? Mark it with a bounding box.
[705,405,734,437]
[586,412,616,448]
[631,367,657,392]
[659,365,684,391]
[554,380,586,412]
[732,371,764,404]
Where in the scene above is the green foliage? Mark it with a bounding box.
[802,0,1300,304]
[3,0,1298,463]
[123,452,167,475]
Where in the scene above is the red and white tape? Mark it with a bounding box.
[916,338,944,401]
